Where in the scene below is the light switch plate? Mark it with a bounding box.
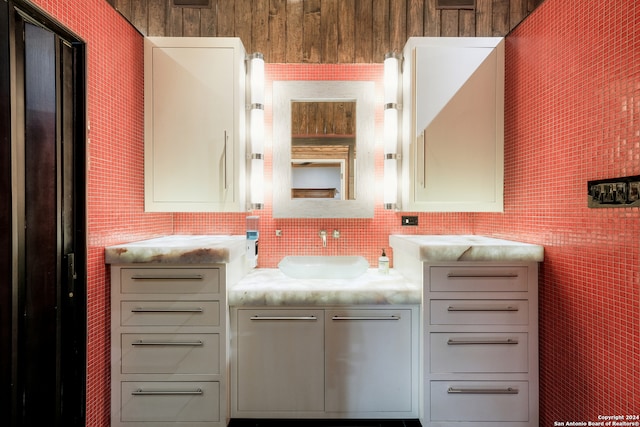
[588,175,640,208]
[402,216,419,226]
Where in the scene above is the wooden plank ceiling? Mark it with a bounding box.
[108,0,544,63]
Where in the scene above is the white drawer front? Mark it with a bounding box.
[121,333,220,374]
[121,381,219,422]
[430,381,529,422]
[429,266,528,292]
[430,332,528,373]
[430,300,529,325]
[121,300,220,326]
[120,267,220,294]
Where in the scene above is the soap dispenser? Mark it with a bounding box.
[378,248,389,274]
[246,216,259,268]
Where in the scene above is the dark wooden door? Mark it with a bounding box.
[0,3,13,423]
[21,19,61,425]
[0,2,86,426]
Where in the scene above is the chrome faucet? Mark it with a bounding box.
[319,230,327,247]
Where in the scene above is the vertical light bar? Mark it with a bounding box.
[384,52,400,105]
[249,53,264,105]
[250,107,264,155]
[247,52,265,210]
[384,52,402,210]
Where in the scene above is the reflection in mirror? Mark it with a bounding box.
[291,101,356,200]
[272,81,375,218]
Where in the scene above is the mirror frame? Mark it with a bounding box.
[272,81,375,218]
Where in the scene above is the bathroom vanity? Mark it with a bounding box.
[106,235,542,427]
[228,268,421,420]
[105,236,248,427]
[390,235,544,427]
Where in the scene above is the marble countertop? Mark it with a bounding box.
[105,235,246,264]
[229,268,421,307]
[389,234,544,262]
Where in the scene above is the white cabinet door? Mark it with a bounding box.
[235,309,325,413]
[401,37,504,212]
[325,309,415,414]
[144,37,246,212]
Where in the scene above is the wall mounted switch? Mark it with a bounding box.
[402,216,418,226]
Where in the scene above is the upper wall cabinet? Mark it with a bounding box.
[144,37,247,212]
[400,37,505,212]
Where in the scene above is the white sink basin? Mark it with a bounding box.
[278,256,369,279]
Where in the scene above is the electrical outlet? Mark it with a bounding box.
[401,216,418,226]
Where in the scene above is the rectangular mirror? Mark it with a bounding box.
[273,81,375,218]
[291,101,356,200]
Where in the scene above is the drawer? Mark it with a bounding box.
[121,300,220,326]
[430,300,529,325]
[121,333,220,374]
[430,332,528,373]
[120,267,220,294]
[430,381,529,422]
[121,381,219,422]
[429,266,528,292]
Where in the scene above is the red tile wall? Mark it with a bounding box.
[474,0,640,422]
[27,0,640,425]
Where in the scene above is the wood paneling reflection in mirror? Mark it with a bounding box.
[291,102,356,200]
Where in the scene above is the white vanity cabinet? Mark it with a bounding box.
[110,265,228,427]
[423,263,539,427]
[400,37,504,212]
[144,37,247,212]
[230,306,419,419]
[234,309,325,413]
[325,308,417,415]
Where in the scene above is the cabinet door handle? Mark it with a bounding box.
[223,130,229,190]
[132,340,204,346]
[132,388,203,396]
[331,315,401,321]
[447,338,518,345]
[447,387,518,395]
[447,305,518,312]
[249,316,317,321]
[417,131,426,188]
[446,273,519,279]
[131,307,204,313]
[130,274,204,281]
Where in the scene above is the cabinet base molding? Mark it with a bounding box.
[227,418,423,426]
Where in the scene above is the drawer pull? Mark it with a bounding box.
[447,305,518,312]
[447,273,518,279]
[131,307,204,313]
[132,340,204,346]
[132,388,203,396]
[332,316,401,321]
[130,274,204,280]
[447,273,519,279]
[249,316,317,321]
[447,386,518,395]
[447,338,518,345]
